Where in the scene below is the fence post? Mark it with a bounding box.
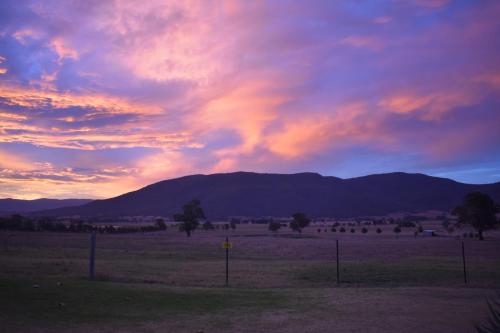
[461,240,468,285]
[89,231,96,280]
[225,236,229,287]
[336,239,340,284]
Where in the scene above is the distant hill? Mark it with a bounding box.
[35,172,500,218]
[0,198,93,215]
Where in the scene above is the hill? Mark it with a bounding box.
[35,172,500,218]
[0,198,93,215]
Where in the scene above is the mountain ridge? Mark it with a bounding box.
[0,198,93,215]
[32,171,500,218]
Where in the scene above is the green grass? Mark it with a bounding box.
[294,257,500,287]
[2,231,500,332]
[0,277,292,332]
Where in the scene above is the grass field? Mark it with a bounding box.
[1,222,499,332]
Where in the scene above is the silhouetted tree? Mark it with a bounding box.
[230,220,237,230]
[173,199,205,237]
[268,220,281,233]
[453,192,498,240]
[290,212,311,234]
[155,218,167,230]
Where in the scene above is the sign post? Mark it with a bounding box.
[222,236,232,287]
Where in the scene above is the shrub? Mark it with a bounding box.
[268,221,281,233]
[317,228,321,233]
[230,220,237,230]
[393,226,402,234]
[398,220,416,228]
[155,219,167,230]
[340,227,346,233]
[376,228,382,234]
[350,228,355,233]
[475,293,500,333]
[361,227,368,233]
[331,227,337,232]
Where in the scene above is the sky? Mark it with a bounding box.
[0,0,499,199]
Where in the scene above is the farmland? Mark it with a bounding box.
[1,221,499,333]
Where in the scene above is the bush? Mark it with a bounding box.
[398,220,416,228]
[155,219,167,230]
[230,220,237,230]
[475,293,500,332]
[331,227,337,232]
[361,227,368,233]
[393,226,402,234]
[350,228,355,233]
[340,227,346,233]
[268,221,281,233]
[376,228,382,234]
[317,228,322,233]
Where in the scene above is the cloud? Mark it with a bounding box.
[0,0,499,198]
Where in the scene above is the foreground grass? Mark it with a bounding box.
[0,277,293,333]
[0,276,497,333]
[2,231,500,332]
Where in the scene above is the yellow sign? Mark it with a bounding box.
[222,241,233,249]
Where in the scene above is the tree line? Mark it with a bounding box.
[1,192,498,239]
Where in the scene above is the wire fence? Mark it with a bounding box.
[2,228,500,289]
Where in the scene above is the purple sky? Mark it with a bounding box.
[0,0,499,199]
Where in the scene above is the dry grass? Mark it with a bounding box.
[1,223,499,332]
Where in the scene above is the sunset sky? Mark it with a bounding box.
[0,0,499,199]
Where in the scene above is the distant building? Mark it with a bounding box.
[423,229,436,236]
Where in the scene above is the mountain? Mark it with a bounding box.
[35,172,500,218]
[0,198,93,215]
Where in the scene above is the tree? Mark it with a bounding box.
[268,220,281,233]
[173,199,205,237]
[290,212,311,234]
[229,220,237,230]
[453,192,498,240]
[155,218,167,230]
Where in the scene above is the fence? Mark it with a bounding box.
[1,227,499,289]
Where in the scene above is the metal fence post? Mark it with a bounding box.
[336,239,340,284]
[461,240,468,285]
[89,232,96,280]
[225,236,229,287]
